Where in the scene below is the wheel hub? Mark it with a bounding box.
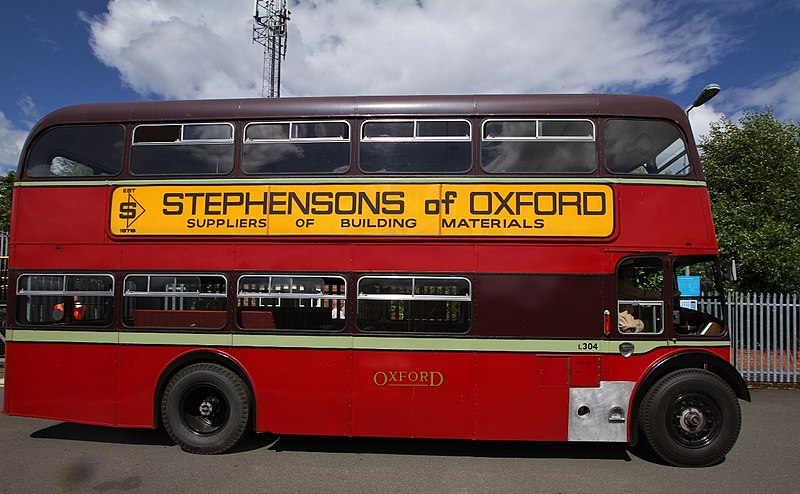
[678,407,707,433]
[198,397,219,417]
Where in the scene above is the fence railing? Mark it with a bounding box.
[1,230,6,363]
[728,292,799,384]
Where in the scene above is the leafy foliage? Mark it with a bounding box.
[700,109,800,293]
[0,171,14,231]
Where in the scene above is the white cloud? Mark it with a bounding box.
[284,0,727,96]
[0,111,28,173]
[727,66,800,122]
[85,0,261,99]
[17,95,41,127]
[688,103,725,142]
[84,0,729,100]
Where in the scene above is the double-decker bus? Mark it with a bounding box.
[3,93,749,467]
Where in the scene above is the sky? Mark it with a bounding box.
[2,0,799,174]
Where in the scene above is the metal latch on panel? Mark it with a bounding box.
[608,406,626,423]
[619,342,634,358]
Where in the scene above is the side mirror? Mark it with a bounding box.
[724,259,738,282]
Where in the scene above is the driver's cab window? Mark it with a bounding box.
[617,258,664,334]
[673,257,725,336]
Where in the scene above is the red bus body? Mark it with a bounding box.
[3,95,748,465]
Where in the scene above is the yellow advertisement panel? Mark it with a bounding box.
[110,183,614,237]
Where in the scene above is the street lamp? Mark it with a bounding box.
[685,83,721,114]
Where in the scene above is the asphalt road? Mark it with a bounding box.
[0,385,798,494]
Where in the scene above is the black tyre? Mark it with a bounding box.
[640,369,741,467]
[161,363,250,454]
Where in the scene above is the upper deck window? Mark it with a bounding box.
[359,119,472,173]
[481,119,596,174]
[24,125,125,178]
[131,123,234,175]
[242,121,350,174]
[604,119,691,176]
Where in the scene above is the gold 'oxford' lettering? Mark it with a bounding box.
[373,370,444,387]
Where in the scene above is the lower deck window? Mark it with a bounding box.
[357,276,471,333]
[123,274,227,329]
[16,274,114,326]
[237,275,346,331]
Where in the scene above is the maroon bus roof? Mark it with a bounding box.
[29,94,689,135]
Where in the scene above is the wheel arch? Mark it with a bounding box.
[628,350,750,446]
[153,349,256,428]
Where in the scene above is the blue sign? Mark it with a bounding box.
[677,276,701,297]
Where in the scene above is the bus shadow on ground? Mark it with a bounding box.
[31,423,173,447]
[259,434,637,462]
[30,424,656,463]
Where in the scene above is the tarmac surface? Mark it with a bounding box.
[1,382,799,493]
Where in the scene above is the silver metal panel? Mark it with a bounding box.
[568,381,636,442]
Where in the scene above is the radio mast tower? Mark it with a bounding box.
[252,0,290,98]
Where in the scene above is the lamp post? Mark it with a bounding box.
[685,83,721,114]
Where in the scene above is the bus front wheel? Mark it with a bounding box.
[161,363,250,454]
[640,369,741,467]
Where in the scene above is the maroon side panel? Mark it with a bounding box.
[473,274,606,337]
[474,355,569,441]
[234,348,352,436]
[351,350,474,439]
[4,342,118,426]
[13,187,109,244]
[235,243,355,272]
[615,185,717,249]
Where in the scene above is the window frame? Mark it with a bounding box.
[603,118,692,177]
[236,274,347,332]
[130,122,235,176]
[15,273,115,327]
[480,118,597,174]
[671,256,726,337]
[241,120,352,175]
[244,120,350,143]
[361,119,472,143]
[358,119,473,174]
[132,122,235,145]
[23,124,126,179]
[122,273,228,329]
[482,118,596,142]
[356,275,472,334]
[615,257,667,336]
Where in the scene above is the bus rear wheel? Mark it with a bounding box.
[161,363,250,454]
[640,369,741,467]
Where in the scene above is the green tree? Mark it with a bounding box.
[0,171,14,231]
[700,109,800,293]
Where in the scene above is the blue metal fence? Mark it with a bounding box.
[728,292,799,384]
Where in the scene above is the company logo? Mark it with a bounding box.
[373,370,444,387]
[117,188,146,232]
